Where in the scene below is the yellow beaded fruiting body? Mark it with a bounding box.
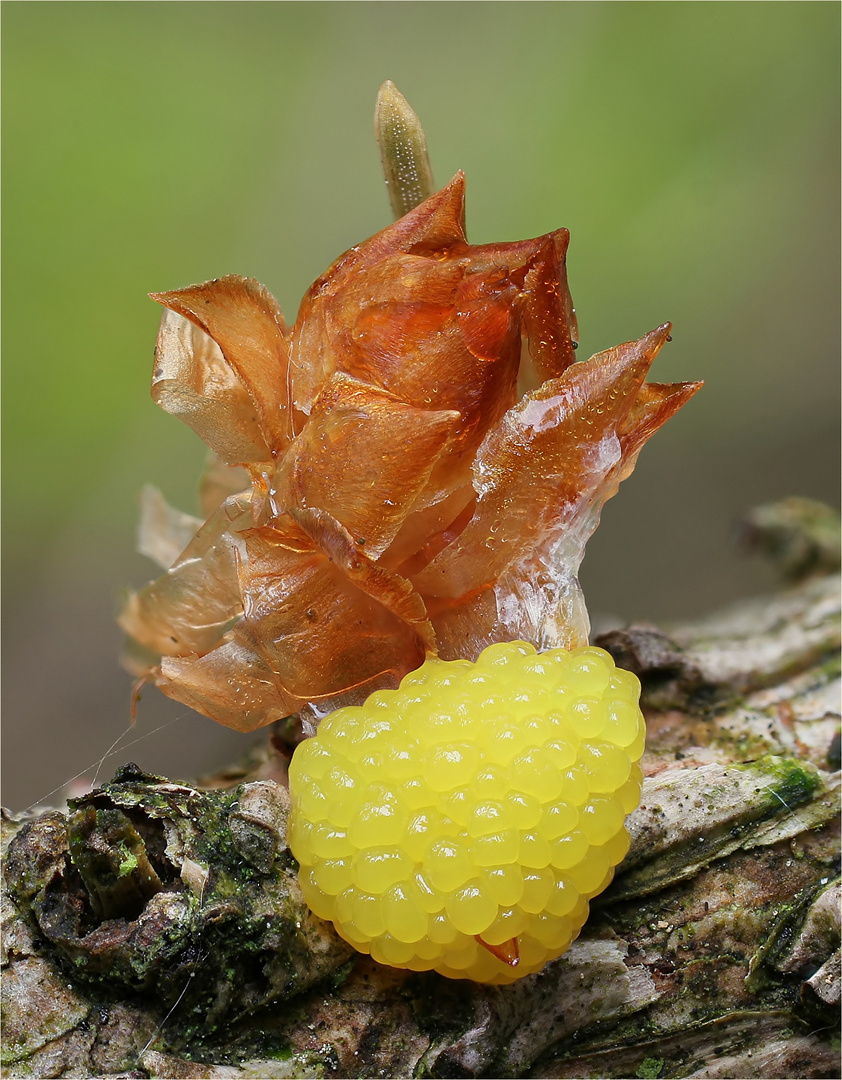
[287,640,644,983]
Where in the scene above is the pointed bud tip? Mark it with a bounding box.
[374,80,435,220]
[639,322,673,359]
[374,80,425,140]
[476,934,520,967]
[375,79,407,111]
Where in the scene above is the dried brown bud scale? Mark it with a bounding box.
[121,171,701,734]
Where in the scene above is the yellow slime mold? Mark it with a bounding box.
[287,641,644,983]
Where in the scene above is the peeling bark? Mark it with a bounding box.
[3,510,840,1079]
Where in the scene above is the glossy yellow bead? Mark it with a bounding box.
[549,829,590,870]
[520,867,555,913]
[483,905,529,944]
[472,829,521,867]
[579,795,627,845]
[382,884,429,943]
[541,801,579,840]
[445,881,497,935]
[565,845,611,896]
[310,823,353,859]
[565,698,607,739]
[348,799,406,847]
[426,837,473,892]
[353,847,412,893]
[312,858,353,896]
[603,698,643,747]
[482,864,525,907]
[519,831,552,869]
[467,800,510,838]
[545,875,578,917]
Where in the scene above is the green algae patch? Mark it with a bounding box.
[734,756,821,817]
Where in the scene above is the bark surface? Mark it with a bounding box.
[2,505,840,1080]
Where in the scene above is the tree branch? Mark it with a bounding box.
[3,509,840,1079]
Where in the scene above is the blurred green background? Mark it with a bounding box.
[3,2,839,810]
